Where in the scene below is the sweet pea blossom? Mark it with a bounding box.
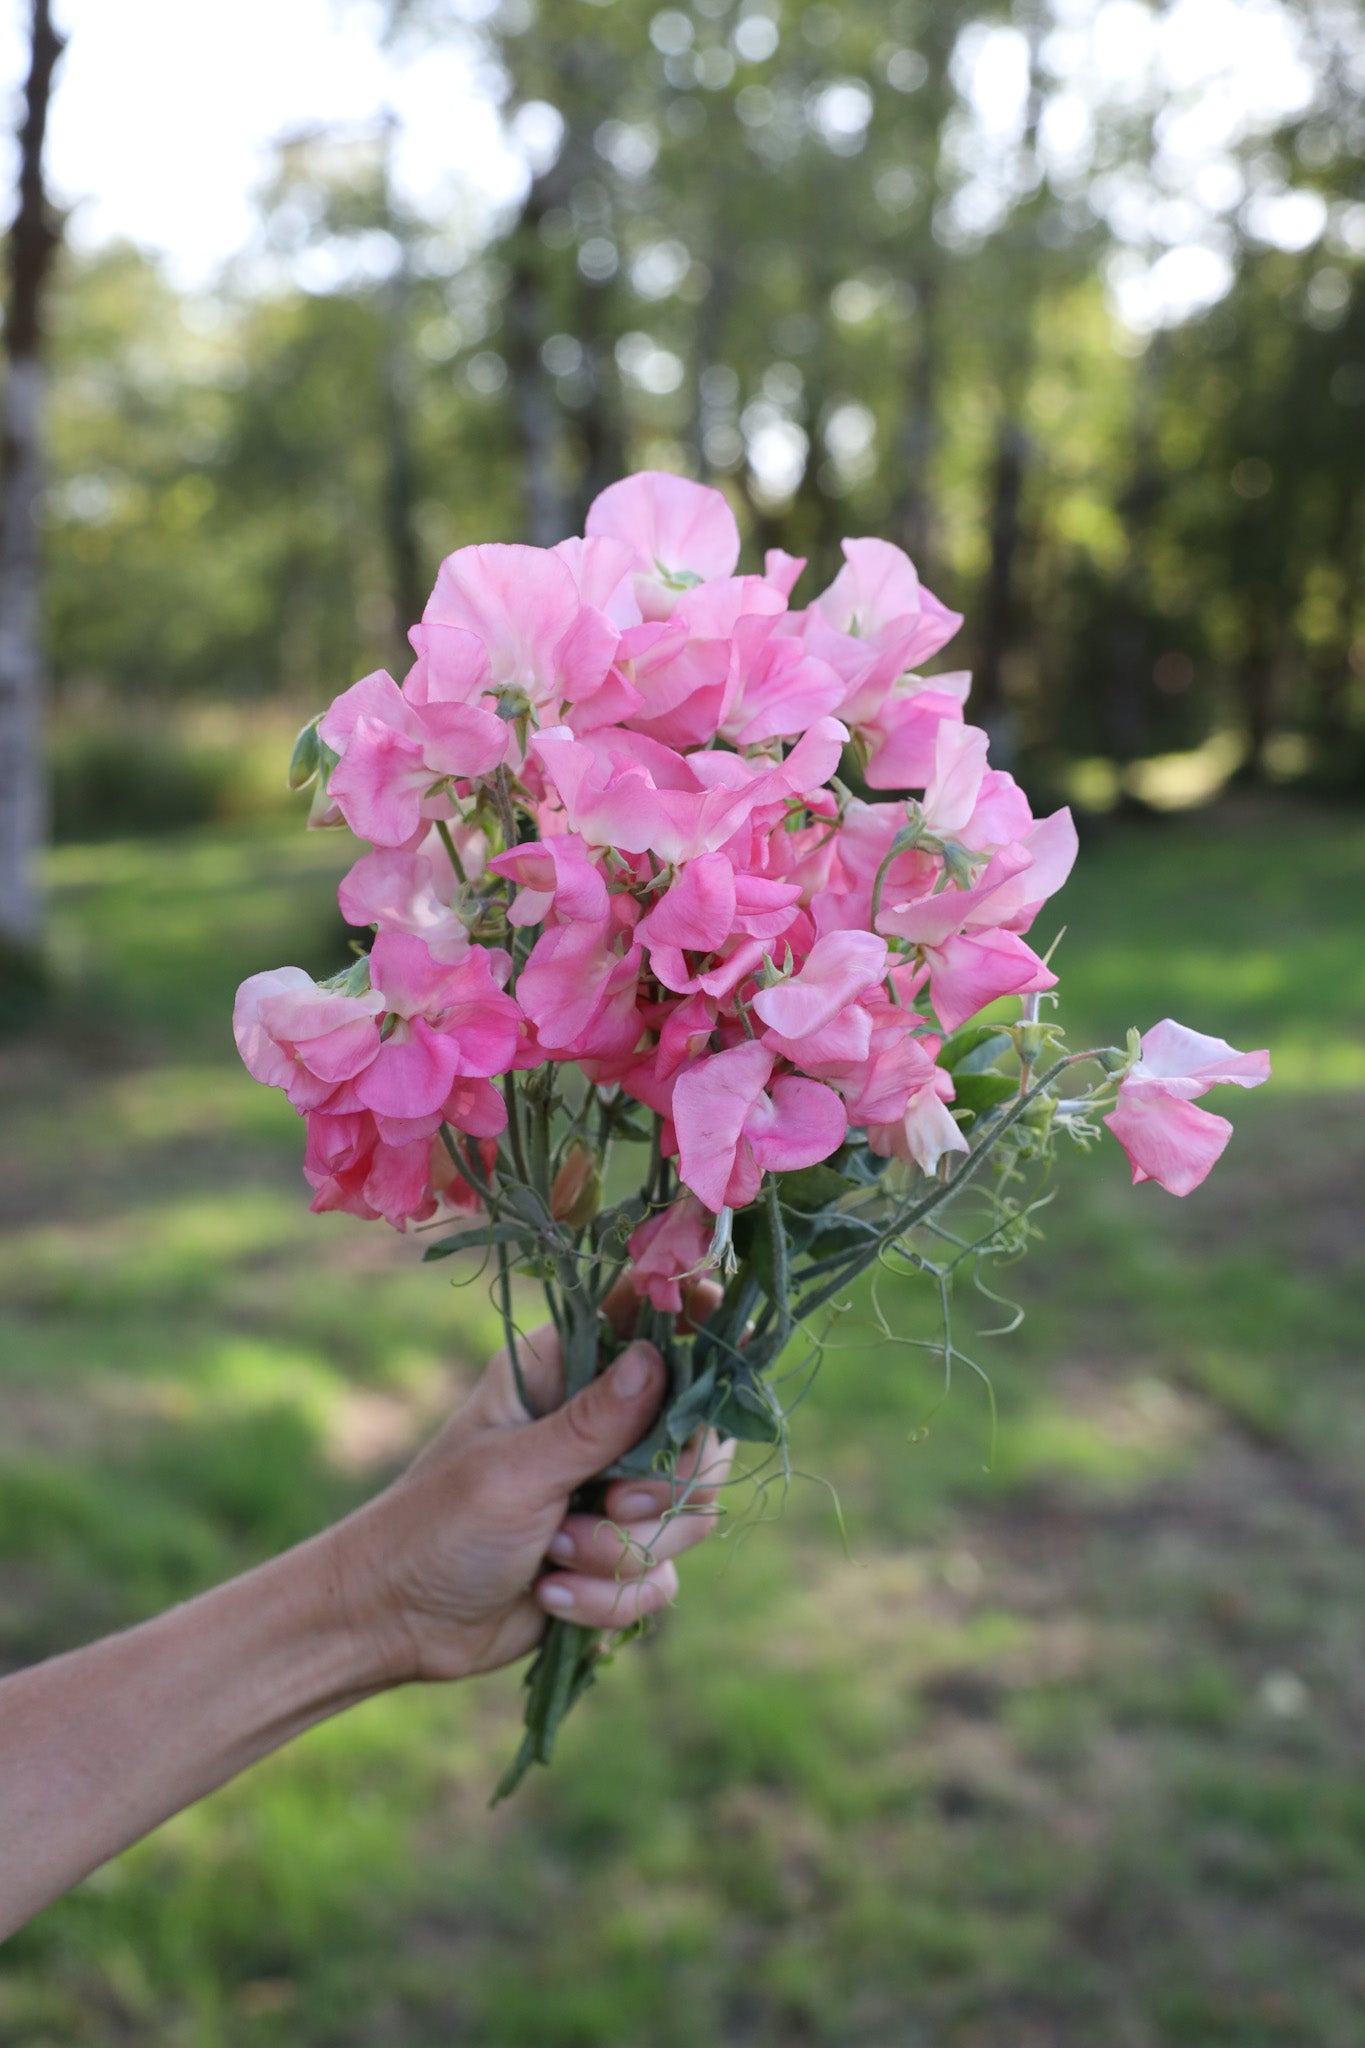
[242,467,1263,1257]
[673,1040,847,1212]
[626,1195,716,1312]
[586,469,741,618]
[1104,1021,1271,1195]
[320,668,508,847]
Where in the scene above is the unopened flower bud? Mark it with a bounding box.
[288,716,322,791]
[550,1145,602,1230]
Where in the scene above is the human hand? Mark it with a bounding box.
[330,1290,733,1688]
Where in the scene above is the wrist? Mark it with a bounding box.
[315,1493,441,1693]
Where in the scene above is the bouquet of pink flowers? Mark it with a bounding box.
[235,470,1269,1794]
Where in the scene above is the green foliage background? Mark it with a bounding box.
[4,0,1365,2038]
[37,0,1365,821]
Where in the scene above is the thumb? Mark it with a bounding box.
[520,1341,666,1499]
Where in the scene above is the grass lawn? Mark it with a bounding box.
[1,793,1363,2047]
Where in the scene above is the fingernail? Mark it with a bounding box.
[540,1582,576,1611]
[616,1489,658,1520]
[547,1531,575,1563]
[611,1343,655,1399]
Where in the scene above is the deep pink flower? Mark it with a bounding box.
[486,834,609,928]
[353,935,521,1121]
[627,1194,715,1312]
[673,1040,847,1212]
[1104,1020,1271,1196]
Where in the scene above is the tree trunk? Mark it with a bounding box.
[973,418,1028,763]
[0,0,63,952]
[505,185,572,547]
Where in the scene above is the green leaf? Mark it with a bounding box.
[938,1025,1014,1074]
[775,1163,857,1212]
[805,1213,880,1260]
[421,1221,534,1262]
[950,1072,1018,1121]
[711,1378,784,1444]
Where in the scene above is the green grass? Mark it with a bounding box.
[1,793,1363,2045]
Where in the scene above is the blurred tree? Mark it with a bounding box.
[0,0,63,957]
[19,0,1365,815]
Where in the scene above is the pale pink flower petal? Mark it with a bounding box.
[318,670,415,752]
[763,547,806,598]
[553,534,644,626]
[326,719,435,848]
[404,625,493,707]
[1126,1020,1272,1099]
[355,1016,463,1120]
[925,929,1057,1034]
[1103,1093,1234,1197]
[586,470,741,607]
[863,688,965,790]
[338,840,470,962]
[923,722,990,838]
[424,542,590,713]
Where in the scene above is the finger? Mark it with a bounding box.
[679,1276,722,1333]
[601,1428,735,1525]
[518,1340,666,1500]
[600,1273,724,1343]
[547,1498,721,1581]
[467,1319,565,1426]
[535,1557,680,1629]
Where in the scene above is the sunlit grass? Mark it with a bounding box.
[1,797,1362,2045]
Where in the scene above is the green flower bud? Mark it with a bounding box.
[288,716,322,791]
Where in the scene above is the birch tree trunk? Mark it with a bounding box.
[0,1,63,954]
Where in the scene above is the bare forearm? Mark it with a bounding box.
[0,1527,386,1941]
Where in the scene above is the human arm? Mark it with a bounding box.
[0,1315,731,1941]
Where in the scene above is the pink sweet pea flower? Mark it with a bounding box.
[320,668,509,848]
[532,720,846,867]
[234,967,385,1113]
[752,930,889,1042]
[865,1058,968,1176]
[920,929,1058,1036]
[862,684,967,791]
[486,834,609,928]
[626,1194,716,1312]
[338,826,484,962]
[516,920,645,1061]
[809,537,964,720]
[763,548,806,599]
[673,1039,847,1212]
[586,470,741,619]
[723,619,846,746]
[1103,1020,1271,1196]
[355,934,522,1121]
[424,542,612,718]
